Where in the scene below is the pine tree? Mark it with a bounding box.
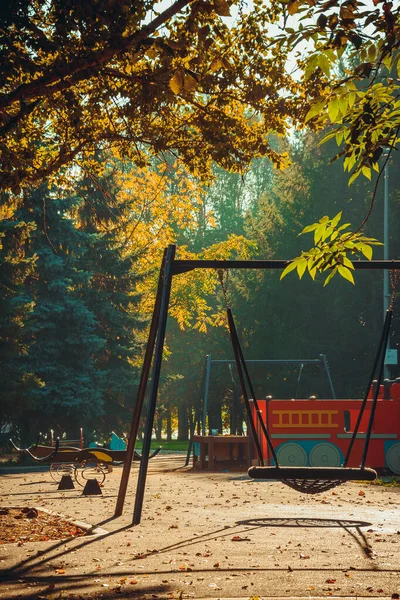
[74,167,143,436]
[19,184,105,440]
[0,195,38,437]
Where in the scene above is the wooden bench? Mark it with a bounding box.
[50,428,84,450]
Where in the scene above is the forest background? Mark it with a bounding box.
[1,0,400,446]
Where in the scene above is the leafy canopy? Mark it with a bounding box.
[1,0,399,283]
[0,0,297,192]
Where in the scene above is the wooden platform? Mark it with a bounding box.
[192,435,250,470]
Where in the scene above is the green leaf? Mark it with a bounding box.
[299,223,319,235]
[305,100,326,123]
[338,265,355,284]
[341,254,355,269]
[280,261,298,280]
[328,98,339,122]
[348,170,361,186]
[323,267,338,286]
[297,259,307,279]
[360,244,373,260]
[331,211,342,227]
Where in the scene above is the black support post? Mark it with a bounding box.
[185,355,208,467]
[114,250,167,517]
[133,245,176,525]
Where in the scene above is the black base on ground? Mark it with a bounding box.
[58,474,75,490]
[82,478,102,495]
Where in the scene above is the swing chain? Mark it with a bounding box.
[217,269,230,310]
[389,270,399,311]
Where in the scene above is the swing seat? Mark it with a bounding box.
[248,466,377,494]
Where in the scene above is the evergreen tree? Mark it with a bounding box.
[19,184,105,440]
[0,196,38,435]
[241,132,391,398]
[74,167,143,436]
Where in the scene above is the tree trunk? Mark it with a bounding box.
[177,404,189,441]
[166,408,172,442]
[155,414,163,441]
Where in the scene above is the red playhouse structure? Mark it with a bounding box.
[251,379,400,475]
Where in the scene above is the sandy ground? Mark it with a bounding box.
[0,454,400,599]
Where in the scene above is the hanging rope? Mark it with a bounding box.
[345,269,399,468]
[217,270,279,466]
[343,308,392,466]
[389,270,400,311]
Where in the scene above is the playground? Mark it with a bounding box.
[1,454,400,600]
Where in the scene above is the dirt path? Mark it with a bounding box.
[1,455,399,599]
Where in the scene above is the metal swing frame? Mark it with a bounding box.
[227,301,392,493]
[114,244,400,523]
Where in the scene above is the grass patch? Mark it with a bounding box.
[135,440,189,452]
[370,476,400,487]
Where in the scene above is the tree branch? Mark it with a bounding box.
[0,0,192,110]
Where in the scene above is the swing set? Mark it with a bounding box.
[115,245,400,524]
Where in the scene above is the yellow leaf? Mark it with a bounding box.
[338,265,355,284]
[297,260,307,279]
[280,261,298,280]
[328,97,339,122]
[305,100,326,123]
[341,255,354,270]
[348,170,361,186]
[209,57,223,72]
[288,0,300,15]
[360,244,373,260]
[318,54,331,77]
[169,72,184,94]
[331,211,342,227]
[214,0,231,16]
[361,165,371,180]
[183,73,197,92]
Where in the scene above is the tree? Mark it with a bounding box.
[73,164,145,435]
[0,0,296,193]
[16,184,106,440]
[0,196,38,434]
[2,1,398,281]
[2,0,399,189]
[240,131,394,397]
